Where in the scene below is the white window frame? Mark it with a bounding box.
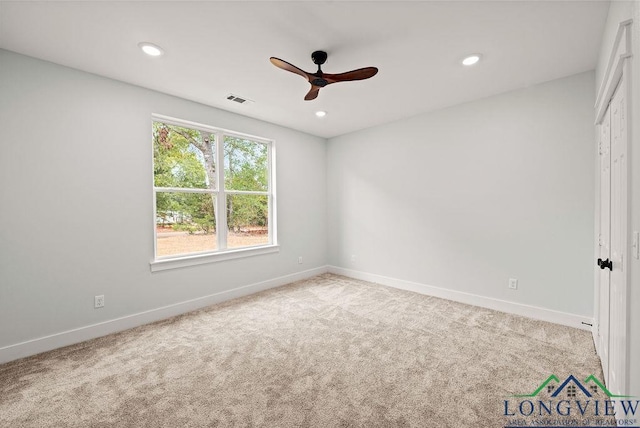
[150,114,278,272]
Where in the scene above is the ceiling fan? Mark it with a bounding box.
[270,50,378,101]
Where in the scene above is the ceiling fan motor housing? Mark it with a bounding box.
[311,78,329,87]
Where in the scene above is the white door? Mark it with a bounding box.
[608,77,627,395]
[596,77,628,395]
[597,104,611,384]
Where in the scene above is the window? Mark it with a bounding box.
[151,115,276,270]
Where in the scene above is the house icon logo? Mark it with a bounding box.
[513,374,631,399]
[503,374,639,428]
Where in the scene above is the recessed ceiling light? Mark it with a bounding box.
[138,42,164,57]
[315,111,327,118]
[462,54,481,66]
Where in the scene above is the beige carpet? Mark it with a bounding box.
[0,274,606,427]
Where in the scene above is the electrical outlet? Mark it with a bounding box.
[508,278,518,290]
[351,255,356,262]
[298,256,303,264]
[94,295,104,308]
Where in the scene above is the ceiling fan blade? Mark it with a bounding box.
[270,57,311,80]
[324,67,379,84]
[304,86,321,101]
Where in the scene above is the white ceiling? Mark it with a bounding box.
[0,1,609,138]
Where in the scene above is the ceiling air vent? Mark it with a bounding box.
[226,94,254,105]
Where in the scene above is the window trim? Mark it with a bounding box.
[150,245,280,272]
[150,114,277,271]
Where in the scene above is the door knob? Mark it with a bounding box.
[597,258,613,271]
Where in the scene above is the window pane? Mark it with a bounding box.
[224,136,268,191]
[153,122,216,189]
[226,194,269,248]
[156,192,217,256]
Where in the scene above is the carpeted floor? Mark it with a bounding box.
[0,274,606,427]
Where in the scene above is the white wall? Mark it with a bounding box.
[0,50,327,357]
[327,71,595,318]
[596,0,640,397]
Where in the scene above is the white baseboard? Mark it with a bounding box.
[1,265,594,365]
[0,266,329,365]
[328,266,594,331]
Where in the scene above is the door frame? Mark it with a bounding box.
[593,18,632,395]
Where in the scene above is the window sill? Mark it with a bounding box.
[150,245,280,272]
